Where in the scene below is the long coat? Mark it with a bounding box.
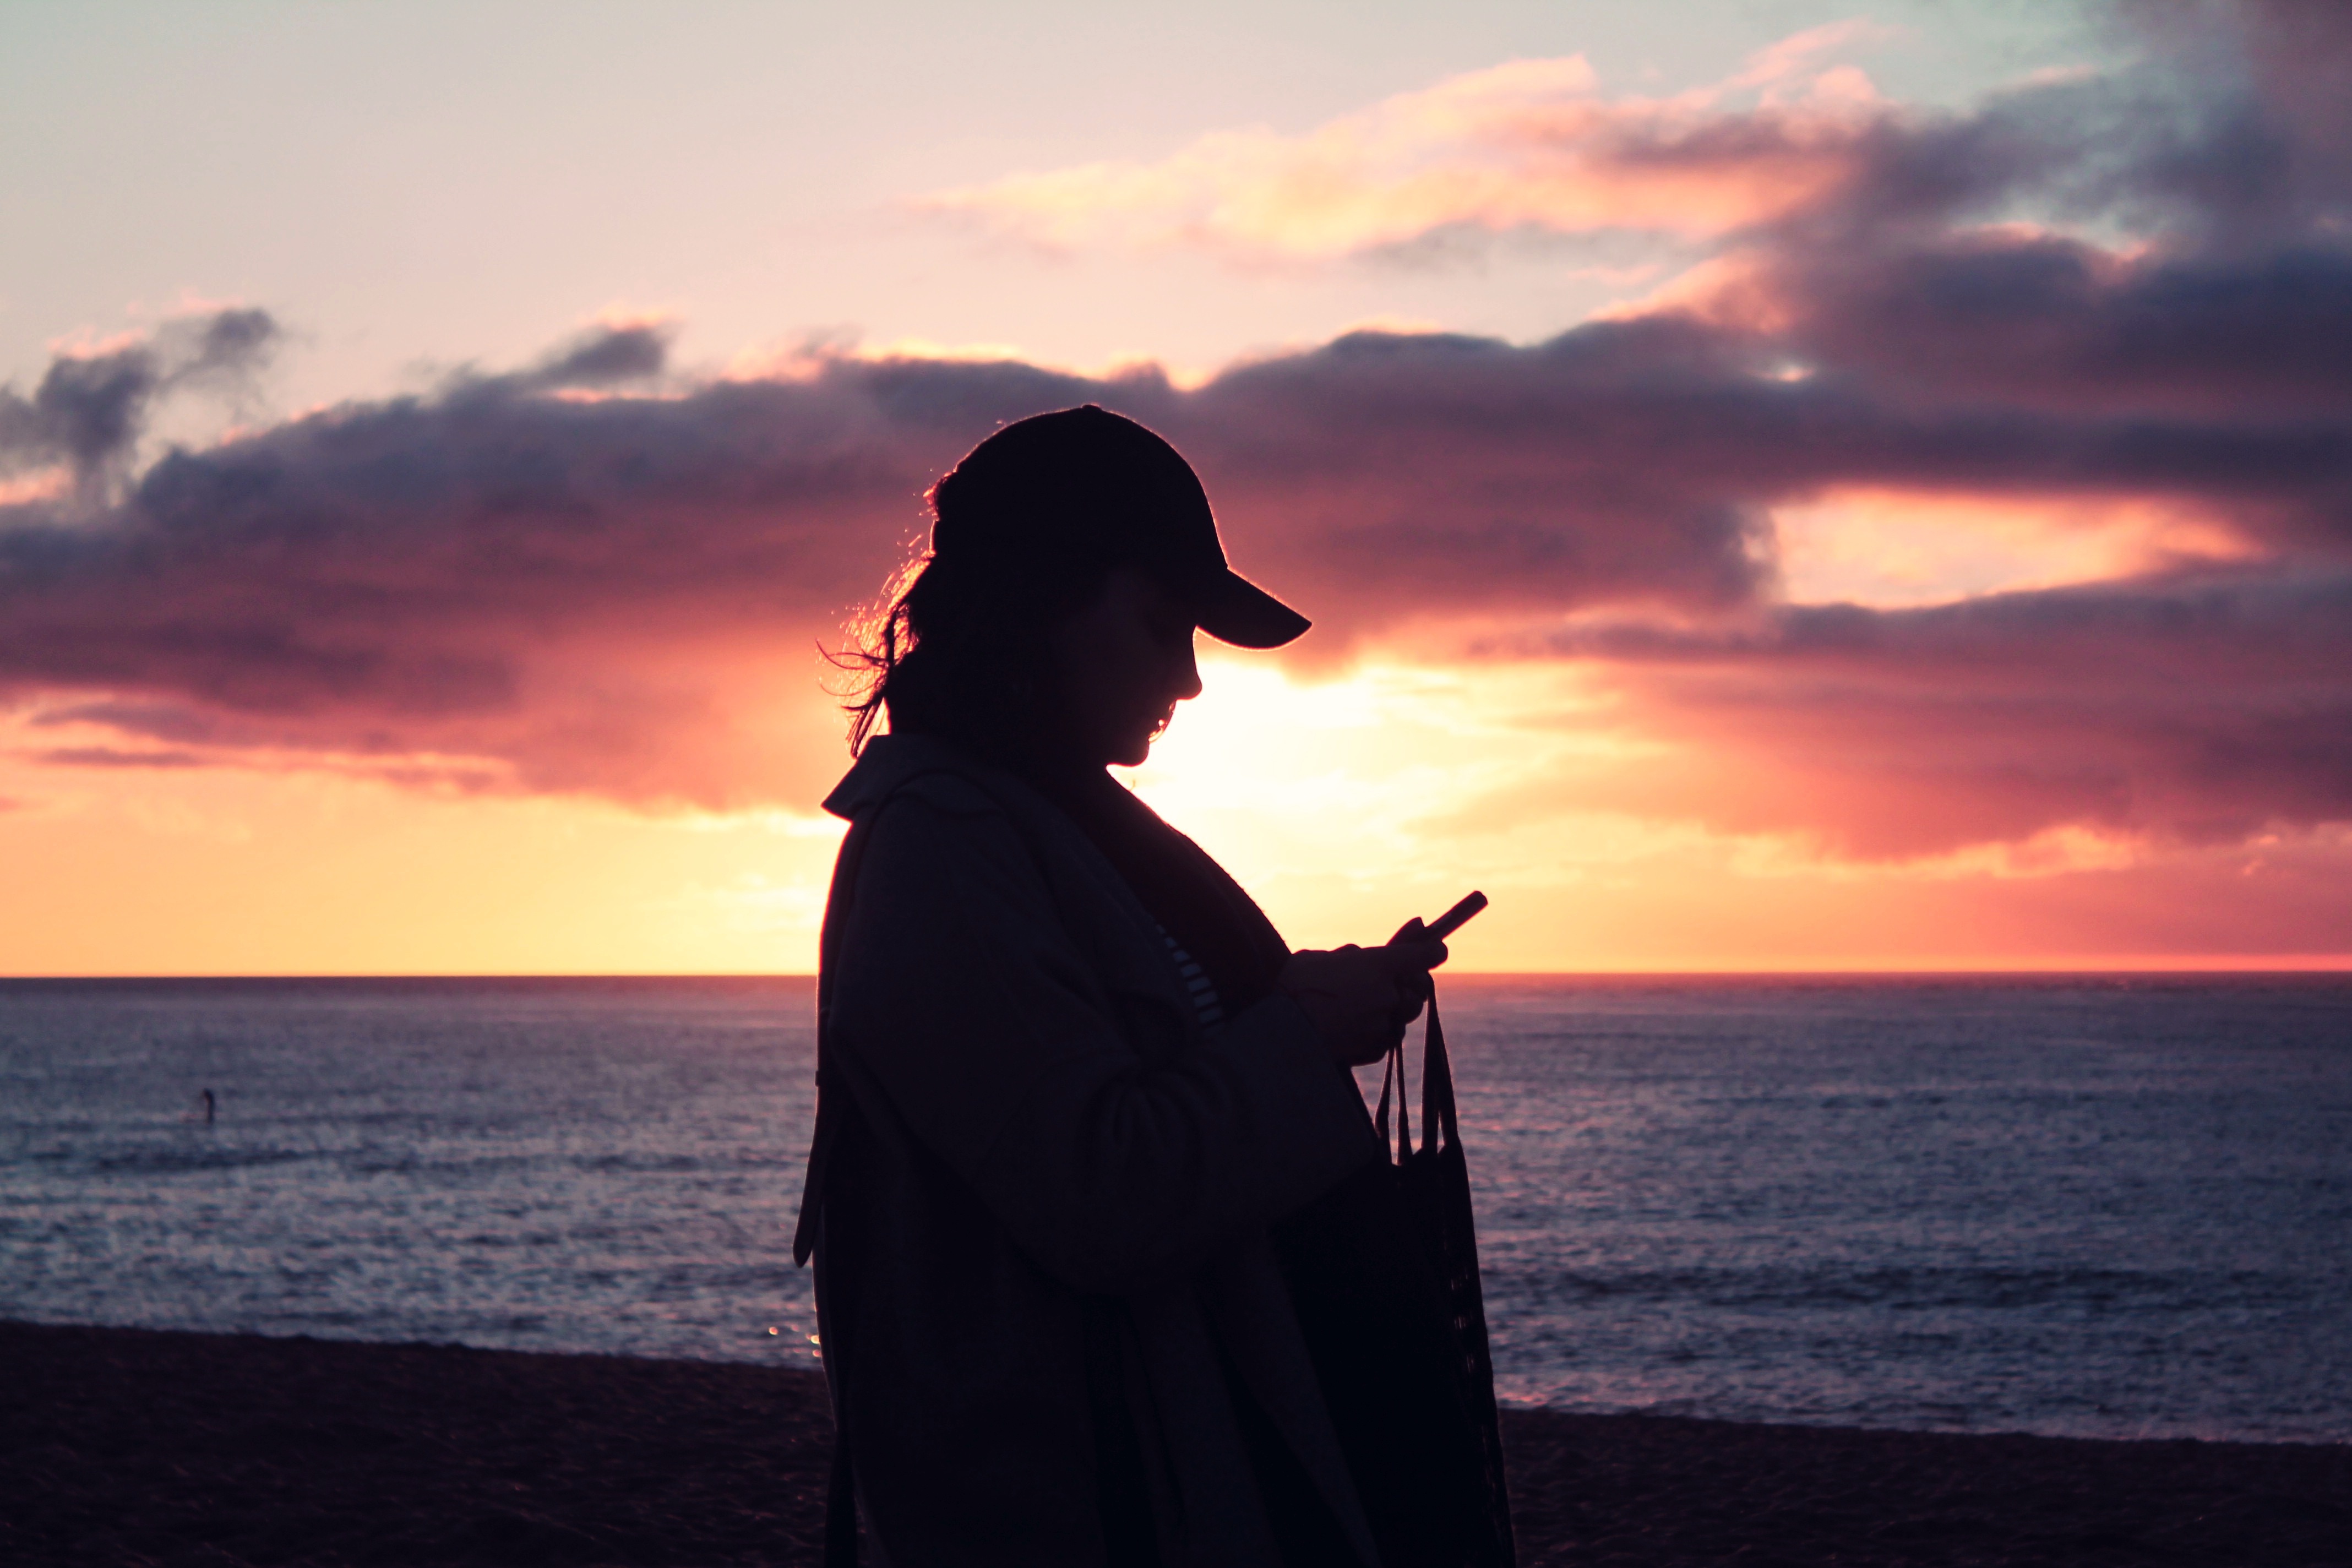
[802,733,1385,1567]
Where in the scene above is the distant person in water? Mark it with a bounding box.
[794,406,1447,1566]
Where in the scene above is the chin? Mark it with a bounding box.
[1106,726,1159,767]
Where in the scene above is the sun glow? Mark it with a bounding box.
[1123,655,1738,964]
[1099,653,2352,973]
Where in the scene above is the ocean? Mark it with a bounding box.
[2,974,2345,1444]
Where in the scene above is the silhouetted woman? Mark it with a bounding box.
[795,407,1447,1567]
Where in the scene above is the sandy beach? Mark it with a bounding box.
[4,1320,2346,1566]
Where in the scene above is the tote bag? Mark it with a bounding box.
[1272,989,1516,1568]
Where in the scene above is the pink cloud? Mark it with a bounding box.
[914,42,1888,263]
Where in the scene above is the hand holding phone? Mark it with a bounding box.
[1290,894,1485,1065]
[1384,891,1485,955]
[1425,890,1488,941]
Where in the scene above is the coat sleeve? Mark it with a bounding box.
[825,787,1379,1297]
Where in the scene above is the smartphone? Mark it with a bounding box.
[1425,890,1489,941]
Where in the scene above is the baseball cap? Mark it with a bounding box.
[929,405,1310,649]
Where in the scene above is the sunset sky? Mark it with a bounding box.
[4,0,2349,973]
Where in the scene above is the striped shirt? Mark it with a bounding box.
[1158,926,1226,1028]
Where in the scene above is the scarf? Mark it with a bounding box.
[1030,763,1376,1567]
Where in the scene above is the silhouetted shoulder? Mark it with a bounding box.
[889,770,1003,820]
[846,774,1063,938]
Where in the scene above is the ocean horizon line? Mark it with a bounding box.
[5,965,2350,984]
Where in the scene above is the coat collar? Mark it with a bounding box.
[821,733,1005,820]
[821,734,1201,1054]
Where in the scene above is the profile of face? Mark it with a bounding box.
[1046,565,1204,767]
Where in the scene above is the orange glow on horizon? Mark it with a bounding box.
[3,650,2348,977]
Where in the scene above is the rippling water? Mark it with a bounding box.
[2,974,2345,1442]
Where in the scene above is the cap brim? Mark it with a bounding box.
[1195,568,1310,649]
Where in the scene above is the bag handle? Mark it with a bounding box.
[1373,981,1455,1165]
[1374,1035,1405,1163]
[1420,987,1457,1155]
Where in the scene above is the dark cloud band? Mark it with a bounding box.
[2,2,2347,856]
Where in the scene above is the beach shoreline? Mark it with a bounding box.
[4,1320,2345,1566]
